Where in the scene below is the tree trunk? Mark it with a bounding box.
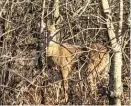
[101,0,123,105]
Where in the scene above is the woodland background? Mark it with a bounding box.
[0,0,130,105]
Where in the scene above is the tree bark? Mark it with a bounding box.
[101,0,123,105]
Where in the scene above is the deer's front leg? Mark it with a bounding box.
[61,67,70,103]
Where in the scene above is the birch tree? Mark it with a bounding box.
[101,0,123,105]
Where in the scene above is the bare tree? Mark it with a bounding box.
[101,0,123,105]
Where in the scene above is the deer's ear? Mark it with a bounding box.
[48,25,56,31]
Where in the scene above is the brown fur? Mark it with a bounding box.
[46,43,109,102]
[87,43,109,94]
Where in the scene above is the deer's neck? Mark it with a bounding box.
[49,31,60,46]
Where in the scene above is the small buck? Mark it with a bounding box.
[46,25,109,102]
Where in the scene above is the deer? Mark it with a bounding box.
[46,25,110,102]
